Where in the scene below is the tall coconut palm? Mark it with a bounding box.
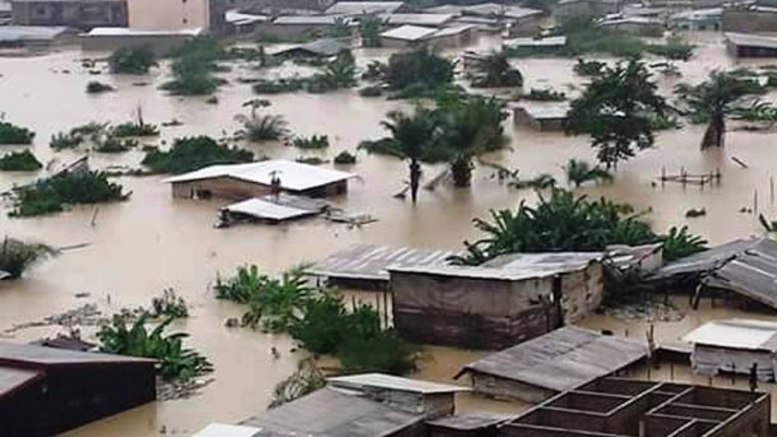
[675,71,756,149]
[378,107,441,204]
[438,96,509,187]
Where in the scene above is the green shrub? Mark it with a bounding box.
[109,46,157,74]
[359,85,383,97]
[86,81,114,93]
[161,37,225,96]
[0,237,55,279]
[112,122,160,137]
[291,135,329,149]
[141,136,253,174]
[149,288,189,319]
[10,171,129,217]
[94,136,137,153]
[385,48,454,91]
[574,58,606,76]
[0,150,43,171]
[661,226,707,262]
[50,132,83,150]
[334,150,357,164]
[215,264,264,304]
[269,358,325,408]
[252,78,307,94]
[338,329,418,375]
[0,122,35,145]
[97,315,212,382]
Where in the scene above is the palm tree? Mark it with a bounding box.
[359,15,385,48]
[323,50,357,88]
[675,71,756,149]
[378,107,441,204]
[471,52,523,88]
[0,237,55,279]
[565,159,613,187]
[234,107,289,142]
[438,96,509,187]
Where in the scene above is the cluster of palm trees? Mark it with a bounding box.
[361,93,508,203]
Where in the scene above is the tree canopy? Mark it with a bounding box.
[141,136,253,174]
[568,59,667,168]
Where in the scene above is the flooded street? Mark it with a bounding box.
[2,32,777,435]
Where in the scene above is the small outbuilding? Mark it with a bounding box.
[683,318,777,381]
[726,32,777,58]
[164,160,355,200]
[379,24,476,49]
[512,101,570,131]
[0,341,156,437]
[306,244,457,290]
[390,252,604,349]
[456,326,649,403]
[219,194,328,225]
[271,37,350,57]
[81,27,204,54]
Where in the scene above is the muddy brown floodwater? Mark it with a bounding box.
[2,32,777,436]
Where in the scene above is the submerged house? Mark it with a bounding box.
[456,326,649,403]
[505,377,771,437]
[0,341,156,437]
[672,7,722,31]
[390,252,604,349]
[683,318,777,381]
[195,373,468,437]
[726,32,777,58]
[256,15,353,39]
[651,237,777,310]
[163,160,355,200]
[379,24,476,49]
[512,101,570,131]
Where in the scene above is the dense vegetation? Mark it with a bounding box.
[215,266,418,375]
[292,135,329,149]
[141,136,253,174]
[0,150,43,171]
[449,189,705,266]
[565,159,612,187]
[161,37,224,95]
[109,46,157,74]
[97,315,212,382]
[10,170,129,217]
[383,48,455,95]
[568,59,667,168]
[0,237,56,279]
[112,121,160,137]
[0,122,35,145]
[469,52,523,88]
[334,150,357,164]
[234,110,289,142]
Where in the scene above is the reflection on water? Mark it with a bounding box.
[1,33,777,435]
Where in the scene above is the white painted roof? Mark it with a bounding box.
[191,423,260,437]
[272,15,345,25]
[426,3,541,20]
[226,10,270,25]
[515,101,571,120]
[432,24,475,37]
[381,13,455,26]
[0,26,70,42]
[381,24,438,41]
[326,1,404,15]
[86,27,204,36]
[163,160,355,192]
[683,319,777,352]
[726,32,777,50]
[328,373,469,394]
[504,35,567,47]
[224,198,313,221]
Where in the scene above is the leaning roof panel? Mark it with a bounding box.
[327,373,469,394]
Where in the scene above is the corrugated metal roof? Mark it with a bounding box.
[650,238,756,281]
[0,341,156,366]
[0,366,41,398]
[381,13,455,26]
[670,7,722,20]
[503,35,567,48]
[272,15,344,25]
[192,424,261,437]
[86,27,204,36]
[459,327,648,392]
[426,3,541,20]
[306,244,456,282]
[515,101,571,120]
[683,319,777,352]
[427,413,513,431]
[241,387,423,437]
[0,26,70,42]
[431,24,475,37]
[726,32,777,50]
[327,373,469,394]
[224,198,317,221]
[326,1,404,15]
[226,10,270,25]
[380,24,438,41]
[163,160,355,192]
[274,38,350,56]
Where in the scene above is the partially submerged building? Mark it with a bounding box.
[379,24,476,49]
[651,237,777,310]
[555,0,621,21]
[504,377,771,437]
[683,318,777,381]
[503,35,567,55]
[599,15,664,35]
[512,101,570,131]
[425,3,543,36]
[671,7,722,31]
[726,32,777,58]
[0,341,156,437]
[381,13,455,27]
[256,15,352,40]
[193,373,468,437]
[163,160,355,200]
[81,27,204,53]
[390,252,604,349]
[325,1,406,16]
[219,194,328,225]
[271,37,350,57]
[723,4,777,33]
[11,0,127,29]
[456,327,648,403]
[0,25,76,50]
[306,244,457,290]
